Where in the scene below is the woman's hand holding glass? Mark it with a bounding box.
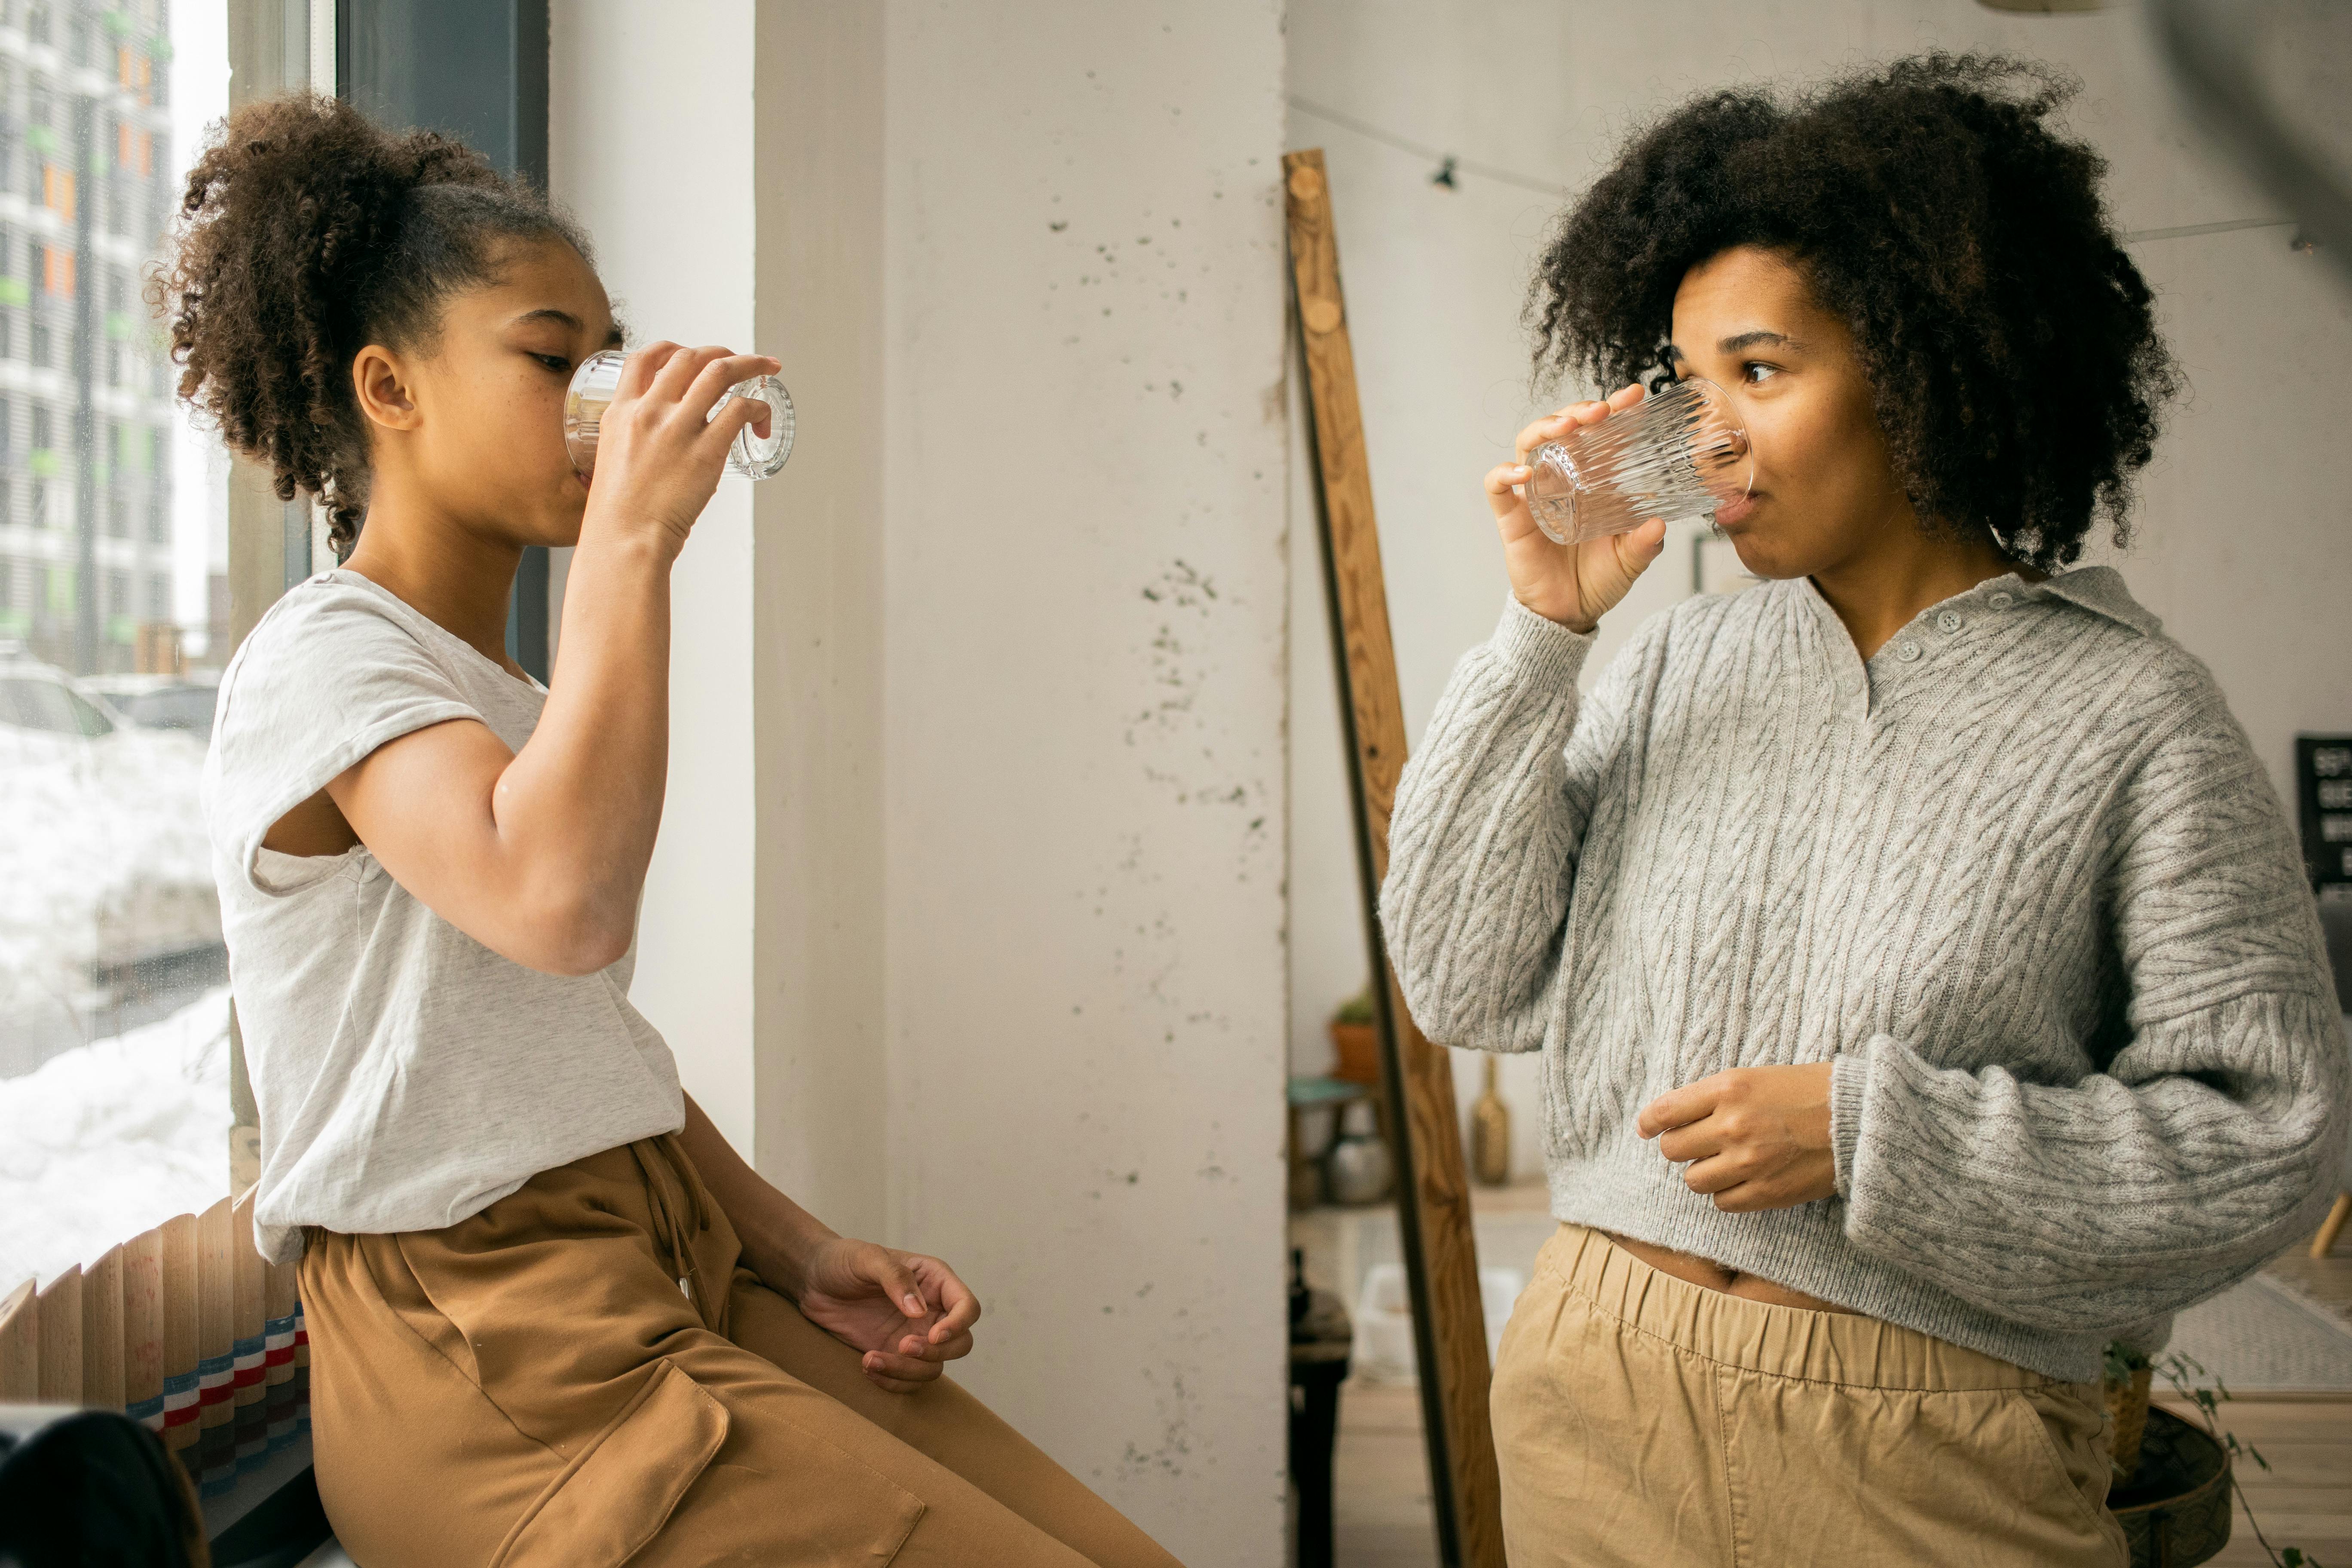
[578,341,781,557]
[1486,383,1669,633]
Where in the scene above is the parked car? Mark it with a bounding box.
[0,652,221,1077]
[80,674,223,744]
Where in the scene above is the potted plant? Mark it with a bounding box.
[2102,1340,2325,1567]
[1328,987,1380,1085]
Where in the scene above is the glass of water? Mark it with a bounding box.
[1524,377,1752,544]
[563,349,797,483]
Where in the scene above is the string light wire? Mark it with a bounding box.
[1285,94,2301,247]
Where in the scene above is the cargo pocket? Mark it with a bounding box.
[489,1359,730,1568]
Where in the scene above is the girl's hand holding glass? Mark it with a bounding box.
[1486,383,1671,634]
[573,342,784,554]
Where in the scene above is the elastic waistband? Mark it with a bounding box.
[1538,1224,2074,1393]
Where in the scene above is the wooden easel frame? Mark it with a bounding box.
[1284,149,1507,1568]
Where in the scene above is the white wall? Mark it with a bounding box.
[550,0,761,1153]
[880,9,1289,1556]
[1283,0,2352,1184]
[554,4,1291,1560]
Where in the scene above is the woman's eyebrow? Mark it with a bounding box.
[1718,329,1794,353]
[509,306,624,348]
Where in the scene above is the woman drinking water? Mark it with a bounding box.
[1379,54,2348,1567]
[170,93,1182,1567]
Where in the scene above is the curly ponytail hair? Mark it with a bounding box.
[1526,54,2179,573]
[147,93,591,557]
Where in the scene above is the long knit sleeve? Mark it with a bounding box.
[1829,684,2352,1334]
[1381,598,1632,1055]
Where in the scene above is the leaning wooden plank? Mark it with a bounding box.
[124,1228,166,1431]
[161,1213,200,1452]
[194,1196,239,1496]
[230,1189,272,1478]
[232,1189,268,1410]
[0,1277,37,1400]
[35,1265,82,1404]
[1284,146,1505,1568]
[81,1244,125,1410]
[197,1196,235,1430]
[264,1247,299,1389]
[263,1246,302,1454]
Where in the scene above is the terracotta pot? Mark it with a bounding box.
[2106,1366,2154,1483]
[1329,1022,1380,1085]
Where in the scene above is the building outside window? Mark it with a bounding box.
[0,0,243,1303]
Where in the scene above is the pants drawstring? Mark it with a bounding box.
[629,1133,720,1331]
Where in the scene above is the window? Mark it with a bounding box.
[3,0,281,1366]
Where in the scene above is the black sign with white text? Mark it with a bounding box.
[2297,735,2352,886]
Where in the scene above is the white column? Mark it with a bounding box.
[550,0,760,1150]
[880,5,1289,1558]
[555,4,1290,1556]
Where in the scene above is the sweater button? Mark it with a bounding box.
[1896,640,1923,662]
[1989,591,2015,609]
[1936,611,1962,633]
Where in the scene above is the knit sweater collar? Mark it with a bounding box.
[1792,564,2162,649]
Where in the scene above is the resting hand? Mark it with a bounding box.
[790,1237,983,1393]
[1485,382,1669,633]
[1637,1063,1838,1212]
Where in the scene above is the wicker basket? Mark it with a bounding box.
[2107,1407,2232,1568]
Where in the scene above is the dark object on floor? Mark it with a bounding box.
[208,1463,332,1568]
[2107,1406,2231,1568]
[0,1404,209,1567]
[1289,1249,1354,1568]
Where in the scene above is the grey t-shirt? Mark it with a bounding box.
[205,570,683,1263]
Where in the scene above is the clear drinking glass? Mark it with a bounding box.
[1524,377,1752,544]
[563,349,797,483]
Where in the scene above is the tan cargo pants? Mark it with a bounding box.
[297,1136,1184,1567]
[1491,1225,2128,1567]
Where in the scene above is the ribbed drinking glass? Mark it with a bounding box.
[563,349,797,483]
[1524,377,1752,544]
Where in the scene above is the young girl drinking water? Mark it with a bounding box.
[169,94,1183,1568]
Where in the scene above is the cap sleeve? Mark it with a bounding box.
[204,581,483,898]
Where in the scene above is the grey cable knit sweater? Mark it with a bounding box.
[1380,567,2349,1381]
